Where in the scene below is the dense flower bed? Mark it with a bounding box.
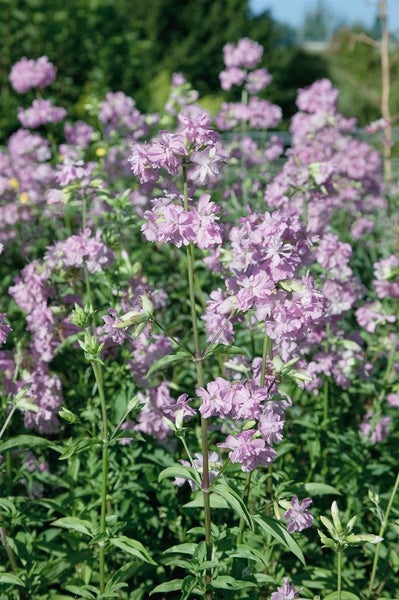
[0,39,398,600]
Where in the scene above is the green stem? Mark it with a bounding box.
[182,161,212,599]
[0,404,17,440]
[236,472,252,545]
[260,329,272,388]
[322,378,329,422]
[91,359,109,595]
[337,550,343,600]
[367,470,399,599]
[0,527,18,573]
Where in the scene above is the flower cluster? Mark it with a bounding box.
[9,56,57,93]
[220,38,271,95]
[18,99,67,129]
[197,372,290,472]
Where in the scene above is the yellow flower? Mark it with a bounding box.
[19,192,30,204]
[9,177,19,190]
[96,147,107,157]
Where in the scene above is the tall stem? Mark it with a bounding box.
[237,329,272,539]
[337,550,343,600]
[182,161,212,598]
[367,470,399,598]
[91,359,109,595]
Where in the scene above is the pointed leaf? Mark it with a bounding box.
[213,481,254,529]
[0,435,60,454]
[204,343,248,360]
[147,351,192,377]
[158,465,201,486]
[59,437,99,460]
[64,586,95,599]
[324,593,361,600]
[163,543,197,556]
[150,579,185,595]
[211,575,257,590]
[303,482,341,496]
[254,514,306,565]
[110,536,157,565]
[51,517,93,537]
[0,573,25,586]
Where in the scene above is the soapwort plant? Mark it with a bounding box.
[0,37,398,600]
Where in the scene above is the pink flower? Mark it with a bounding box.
[356,301,395,333]
[146,131,186,175]
[189,146,225,186]
[258,409,285,445]
[387,393,399,408]
[223,38,263,69]
[192,194,223,249]
[218,430,277,472]
[102,309,128,345]
[0,314,12,346]
[64,121,94,147]
[284,496,313,533]
[271,577,299,600]
[296,79,339,114]
[359,411,391,444]
[174,452,221,490]
[142,196,196,247]
[219,67,246,91]
[197,377,234,418]
[178,109,219,147]
[245,68,272,94]
[9,56,57,93]
[18,99,67,128]
[128,142,159,184]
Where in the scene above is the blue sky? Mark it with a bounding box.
[249,0,399,30]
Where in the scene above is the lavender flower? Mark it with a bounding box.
[271,577,299,600]
[284,495,313,533]
[18,99,67,129]
[9,56,57,93]
[22,366,63,434]
[0,314,12,346]
[218,430,276,472]
[174,452,221,491]
[64,121,94,147]
[359,411,391,444]
[99,91,148,138]
[223,38,263,69]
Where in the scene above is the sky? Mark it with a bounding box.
[249,0,399,31]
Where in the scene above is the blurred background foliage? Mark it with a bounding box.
[0,0,398,144]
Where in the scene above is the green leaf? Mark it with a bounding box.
[109,536,157,565]
[64,585,96,599]
[158,465,201,486]
[324,593,361,600]
[212,481,254,530]
[51,517,93,537]
[204,343,248,359]
[211,575,257,590]
[150,579,185,595]
[59,437,99,460]
[228,543,269,568]
[183,493,229,509]
[0,573,25,586]
[163,543,197,556]
[0,435,60,454]
[253,515,306,565]
[146,351,192,377]
[303,482,342,496]
[181,575,198,600]
[59,407,80,423]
